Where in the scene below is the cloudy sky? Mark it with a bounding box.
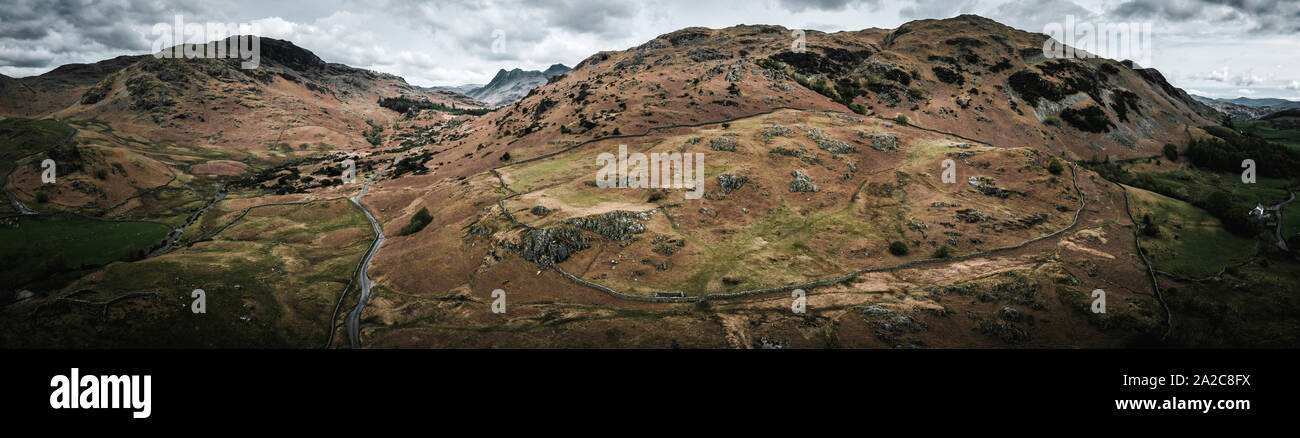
[2,0,1297,100]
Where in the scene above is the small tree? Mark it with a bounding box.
[932,245,953,258]
[1048,158,1064,175]
[401,207,433,236]
[1163,143,1179,162]
[1141,213,1160,237]
[889,240,909,256]
[895,114,910,125]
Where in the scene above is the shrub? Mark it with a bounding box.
[35,192,49,203]
[888,240,909,256]
[364,124,384,146]
[1059,105,1113,133]
[932,245,953,258]
[932,66,964,85]
[810,78,836,100]
[1048,158,1064,175]
[401,207,433,236]
[1141,214,1160,237]
[1163,143,1179,162]
[894,114,909,125]
[1008,70,1065,105]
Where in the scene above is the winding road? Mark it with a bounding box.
[3,167,36,215]
[1267,191,1295,250]
[146,186,226,258]
[2,128,77,216]
[344,152,404,349]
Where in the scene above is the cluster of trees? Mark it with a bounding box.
[377,97,492,116]
[1184,127,1300,176]
[1059,105,1113,133]
[364,122,383,146]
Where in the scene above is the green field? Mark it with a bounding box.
[1229,120,1300,151]
[0,118,75,161]
[0,213,170,289]
[0,199,370,347]
[1126,186,1257,278]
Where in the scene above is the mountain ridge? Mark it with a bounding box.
[460,63,571,106]
[4,15,1270,349]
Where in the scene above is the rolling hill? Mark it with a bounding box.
[3,16,1293,349]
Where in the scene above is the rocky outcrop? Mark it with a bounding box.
[519,210,650,266]
[717,174,748,194]
[789,170,818,192]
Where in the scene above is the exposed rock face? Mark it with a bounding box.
[652,234,686,255]
[789,170,818,192]
[520,227,590,266]
[1001,213,1049,230]
[717,174,748,194]
[519,211,650,266]
[568,210,649,239]
[463,64,571,106]
[806,129,856,154]
[864,133,898,153]
[955,208,990,223]
[968,176,1012,198]
[709,137,738,151]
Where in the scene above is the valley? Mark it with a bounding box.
[2,16,1298,349]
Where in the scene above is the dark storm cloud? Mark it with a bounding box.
[528,0,640,36]
[1109,0,1300,34]
[1110,0,1208,21]
[0,0,218,74]
[777,0,882,13]
[0,50,55,68]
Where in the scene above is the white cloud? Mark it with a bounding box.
[2,0,1298,99]
[1201,67,1270,87]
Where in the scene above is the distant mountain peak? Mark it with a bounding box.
[462,63,571,106]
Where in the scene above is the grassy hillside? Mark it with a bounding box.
[0,213,169,290]
[1126,186,1256,278]
[1229,119,1300,151]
